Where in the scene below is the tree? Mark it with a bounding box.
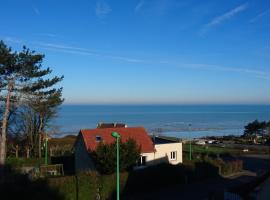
[23,76,63,158]
[0,41,17,165]
[92,139,141,174]
[243,120,269,138]
[0,40,63,164]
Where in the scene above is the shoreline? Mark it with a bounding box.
[51,127,244,139]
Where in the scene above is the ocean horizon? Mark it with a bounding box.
[53,104,270,138]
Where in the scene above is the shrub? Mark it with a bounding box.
[6,157,46,168]
[91,138,140,174]
[48,173,98,200]
[199,158,243,176]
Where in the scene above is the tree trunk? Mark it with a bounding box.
[38,133,42,158]
[15,145,19,158]
[26,147,30,159]
[38,117,44,158]
[0,81,12,165]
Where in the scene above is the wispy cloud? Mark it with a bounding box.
[135,0,145,12]
[36,42,145,63]
[4,36,23,44]
[178,63,270,80]
[200,3,248,36]
[32,6,40,16]
[38,43,93,53]
[206,3,248,27]
[249,10,269,23]
[4,37,270,80]
[95,1,112,18]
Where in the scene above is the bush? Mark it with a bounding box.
[91,138,140,174]
[0,166,63,200]
[6,157,47,168]
[210,159,243,176]
[47,171,129,200]
[48,173,98,200]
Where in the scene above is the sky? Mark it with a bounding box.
[1,0,270,105]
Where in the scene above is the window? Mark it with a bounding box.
[96,135,102,142]
[137,156,147,166]
[170,151,177,160]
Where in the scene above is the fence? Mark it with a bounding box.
[40,164,64,177]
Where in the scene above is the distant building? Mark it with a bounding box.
[74,126,182,172]
[195,140,206,145]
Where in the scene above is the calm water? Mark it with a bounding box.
[53,105,270,138]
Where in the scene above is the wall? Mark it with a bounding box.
[154,142,182,165]
[138,142,182,167]
[74,134,95,172]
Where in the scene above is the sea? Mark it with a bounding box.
[53,105,270,139]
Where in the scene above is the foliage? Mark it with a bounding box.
[0,166,63,200]
[0,158,243,200]
[210,159,243,176]
[6,157,47,168]
[91,138,141,174]
[47,172,129,200]
[243,120,270,137]
[183,143,239,155]
[0,40,64,163]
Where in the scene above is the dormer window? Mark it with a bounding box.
[96,135,102,142]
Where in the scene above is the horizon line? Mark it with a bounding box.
[61,103,270,106]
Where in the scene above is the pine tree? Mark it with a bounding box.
[0,41,64,164]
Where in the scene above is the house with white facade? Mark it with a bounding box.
[74,125,182,172]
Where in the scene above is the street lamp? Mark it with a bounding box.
[111,132,121,200]
[188,124,192,160]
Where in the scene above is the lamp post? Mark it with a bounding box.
[188,124,192,160]
[111,132,121,200]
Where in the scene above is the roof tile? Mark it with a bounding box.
[80,127,155,153]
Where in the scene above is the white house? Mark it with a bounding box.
[74,126,182,172]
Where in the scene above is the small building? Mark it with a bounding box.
[74,126,182,172]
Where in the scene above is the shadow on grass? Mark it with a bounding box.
[0,165,64,200]
[121,162,220,200]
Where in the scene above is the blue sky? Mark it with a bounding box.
[1,0,270,104]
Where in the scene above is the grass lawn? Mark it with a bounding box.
[183,144,239,155]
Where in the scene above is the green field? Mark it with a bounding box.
[183,144,239,155]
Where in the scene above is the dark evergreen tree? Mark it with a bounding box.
[0,40,64,164]
[243,120,269,138]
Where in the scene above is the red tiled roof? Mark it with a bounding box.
[80,127,155,153]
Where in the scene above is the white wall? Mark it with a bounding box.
[154,142,182,165]
[139,142,182,167]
